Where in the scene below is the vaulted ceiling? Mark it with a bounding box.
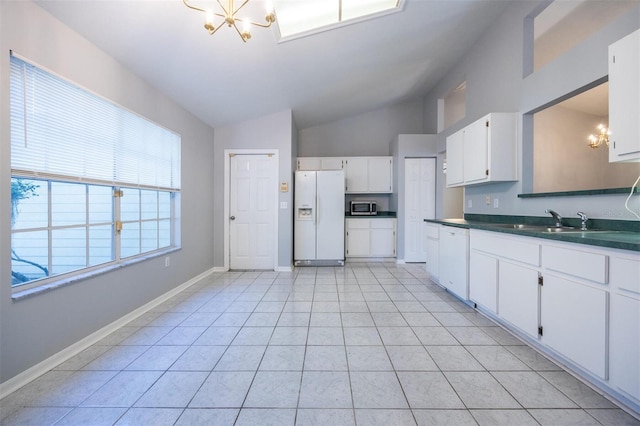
[37,0,514,129]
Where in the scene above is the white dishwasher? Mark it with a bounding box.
[438,225,469,300]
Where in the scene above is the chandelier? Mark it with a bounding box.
[588,124,610,149]
[183,0,276,42]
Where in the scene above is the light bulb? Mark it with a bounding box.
[205,9,214,25]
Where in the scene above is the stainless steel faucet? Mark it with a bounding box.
[577,211,588,230]
[545,209,563,227]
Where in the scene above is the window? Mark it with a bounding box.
[10,53,181,291]
[274,0,402,40]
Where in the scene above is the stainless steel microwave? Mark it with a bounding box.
[350,201,377,215]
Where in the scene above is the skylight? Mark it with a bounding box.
[273,0,402,40]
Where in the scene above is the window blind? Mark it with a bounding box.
[10,53,181,191]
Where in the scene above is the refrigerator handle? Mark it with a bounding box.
[316,197,319,225]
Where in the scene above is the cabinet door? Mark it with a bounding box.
[469,251,498,314]
[345,158,368,193]
[499,261,539,338]
[446,130,464,187]
[610,292,640,400]
[370,219,395,257]
[345,219,370,257]
[463,116,489,183]
[541,274,607,379]
[321,158,344,170]
[609,30,640,162]
[297,158,322,170]
[368,157,393,192]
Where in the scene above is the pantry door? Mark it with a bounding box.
[228,153,277,270]
[404,158,436,263]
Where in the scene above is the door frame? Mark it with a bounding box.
[224,149,279,271]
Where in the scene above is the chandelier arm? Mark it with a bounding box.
[215,0,231,17]
[232,22,249,42]
[183,0,226,19]
[232,0,252,15]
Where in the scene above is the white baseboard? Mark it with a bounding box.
[0,267,218,400]
[275,265,293,272]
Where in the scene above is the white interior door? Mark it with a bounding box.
[404,158,436,262]
[230,154,276,270]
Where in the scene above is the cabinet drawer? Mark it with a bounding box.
[346,219,370,229]
[611,256,640,295]
[371,219,395,229]
[426,225,439,239]
[471,231,540,266]
[543,246,608,284]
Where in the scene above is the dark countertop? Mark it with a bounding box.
[424,215,639,252]
[346,211,397,218]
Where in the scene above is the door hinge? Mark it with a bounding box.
[115,221,123,233]
[113,189,123,198]
[612,55,616,64]
[538,326,543,336]
[485,169,489,176]
[538,274,543,286]
[485,120,489,127]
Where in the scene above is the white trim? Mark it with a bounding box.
[275,264,294,272]
[0,267,218,399]
[224,149,279,271]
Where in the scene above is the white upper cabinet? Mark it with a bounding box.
[445,112,518,187]
[297,156,392,193]
[345,157,393,193]
[296,157,344,170]
[344,157,369,192]
[609,29,640,162]
[445,129,464,187]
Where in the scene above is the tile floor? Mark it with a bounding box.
[1,263,639,425]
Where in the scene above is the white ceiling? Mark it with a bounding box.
[36,0,514,129]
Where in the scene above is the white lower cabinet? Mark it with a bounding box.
[469,251,498,314]
[344,219,371,257]
[609,255,640,402]
[540,274,608,379]
[469,228,640,409]
[438,226,469,300]
[499,261,540,339]
[345,218,396,258]
[540,244,609,379]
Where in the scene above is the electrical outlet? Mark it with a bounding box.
[468,199,473,209]
[485,195,491,205]
[165,256,170,267]
[493,198,499,209]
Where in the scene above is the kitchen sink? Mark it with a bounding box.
[490,224,549,231]
[543,226,577,233]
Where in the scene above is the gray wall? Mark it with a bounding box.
[298,99,425,157]
[422,1,640,220]
[0,1,216,383]
[213,110,295,270]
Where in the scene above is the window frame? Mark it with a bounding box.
[9,52,181,297]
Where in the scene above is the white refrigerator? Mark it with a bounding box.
[294,170,345,266]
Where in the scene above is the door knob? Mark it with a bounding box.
[230,216,236,220]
